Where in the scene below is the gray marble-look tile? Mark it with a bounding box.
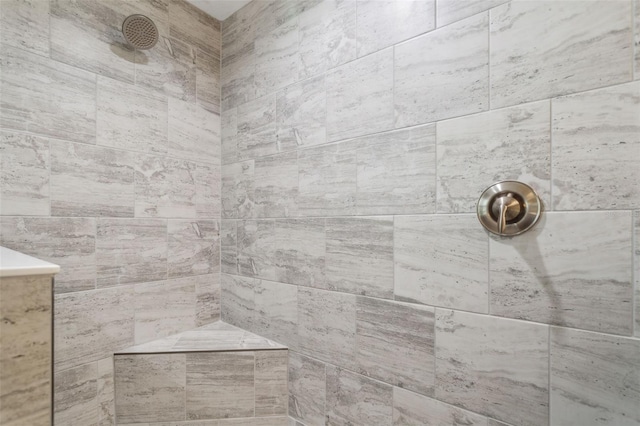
[186,351,255,420]
[134,277,196,345]
[195,162,221,219]
[135,154,197,218]
[326,365,393,426]
[0,0,50,55]
[288,351,326,426]
[255,20,299,98]
[221,42,256,110]
[436,0,508,27]
[197,49,221,114]
[115,354,186,423]
[97,357,115,426]
[636,211,640,337]
[393,387,487,426]
[221,0,262,59]
[276,75,326,149]
[96,218,167,288]
[221,274,257,332]
[435,309,549,426]
[552,81,640,210]
[54,362,98,426]
[0,216,96,294]
[0,275,52,426]
[255,280,298,349]
[222,108,239,164]
[0,45,96,144]
[487,420,511,426]
[326,217,394,298]
[255,152,299,218]
[356,124,436,215]
[169,98,221,165]
[169,0,220,58]
[50,0,135,83]
[357,0,435,57]
[136,34,196,102]
[326,48,394,141]
[55,286,135,371]
[436,100,550,213]
[490,1,632,109]
[356,297,435,396]
[51,140,135,217]
[168,220,220,278]
[298,0,355,79]
[394,214,488,313]
[551,327,640,426]
[219,417,289,426]
[298,287,356,370]
[97,76,168,155]
[255,350,288,417]
[194,274,221,327]
[395,12,488,128]
[237,94,278,160]
[221,220,238,274]
[490,211,633,335]
[297,142,357,216]
[222,160,255,219]
[0,131,50,216]
[636,0,640,80]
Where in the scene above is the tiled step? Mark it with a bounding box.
[113,321,288,425]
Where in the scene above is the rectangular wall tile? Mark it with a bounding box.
[490,1,632,108]
[435,309,549,426]
[221,42,256,110]
[636,211,640,337]
[115,354,186,424]
[298,287,356,370]
[436,0,507,27]
[186,352,255,420]
[221,274,257,332]
[97,357,115,426]
[551,327,640,425]
[276,75,326,149]
[168,220,220,278]
[135,154,198,218]
[298,142,357,216]
[237,220,273,279]
[326,217,394,299]
[97,76,168,155]
[54,362,98,426]
[222,160,255,219]
[96,218,167,288]
[355,124,436,215]
[237,94,278,160]
[0,0,50,55]
[255,151,299,218]
[221,220,238,274]
[195,162,221,219]
[255,280,298,349]
[0,45,96,143]
[490,211,633,335]
[298,0,355,79]
[288,351,326,426]
[393,387,487,426]
[395,214,488,313]
[255,20,299,98]
[255,350,288,417]
[197,49,221,114]
[0,216,96,294]
[51,140,135,217]
[0,131,50,216]
[436,100,550,213]
[55,286,134,371]
[552,81,640,210]
[222,108,239,164]
[169,98,222,165]
[134,278,196,345]
[356,297,435,396]
[356,0,435,57]
[395,13,488,128]
[194,274,221,327]
[636,0,640,80]
[169,0,220,57]
[220,417,288,426]
[326,48,394,141]
[326,366,393,426]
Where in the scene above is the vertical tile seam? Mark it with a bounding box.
[549,97,554,211]
[547,325,552,425]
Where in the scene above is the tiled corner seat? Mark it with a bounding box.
[113,321,288,426]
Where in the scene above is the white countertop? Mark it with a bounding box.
[0,246,60,278]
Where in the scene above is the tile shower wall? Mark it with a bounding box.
[220,1,640,426]
[0,0,221,424]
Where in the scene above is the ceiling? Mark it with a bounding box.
[186,0,252,21]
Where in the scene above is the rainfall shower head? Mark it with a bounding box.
[122,14,159,50]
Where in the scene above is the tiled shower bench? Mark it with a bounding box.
[113,321,289,426]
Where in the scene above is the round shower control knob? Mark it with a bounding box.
[477,181,541,236]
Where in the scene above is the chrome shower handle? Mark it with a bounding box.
[477,182,541,237]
